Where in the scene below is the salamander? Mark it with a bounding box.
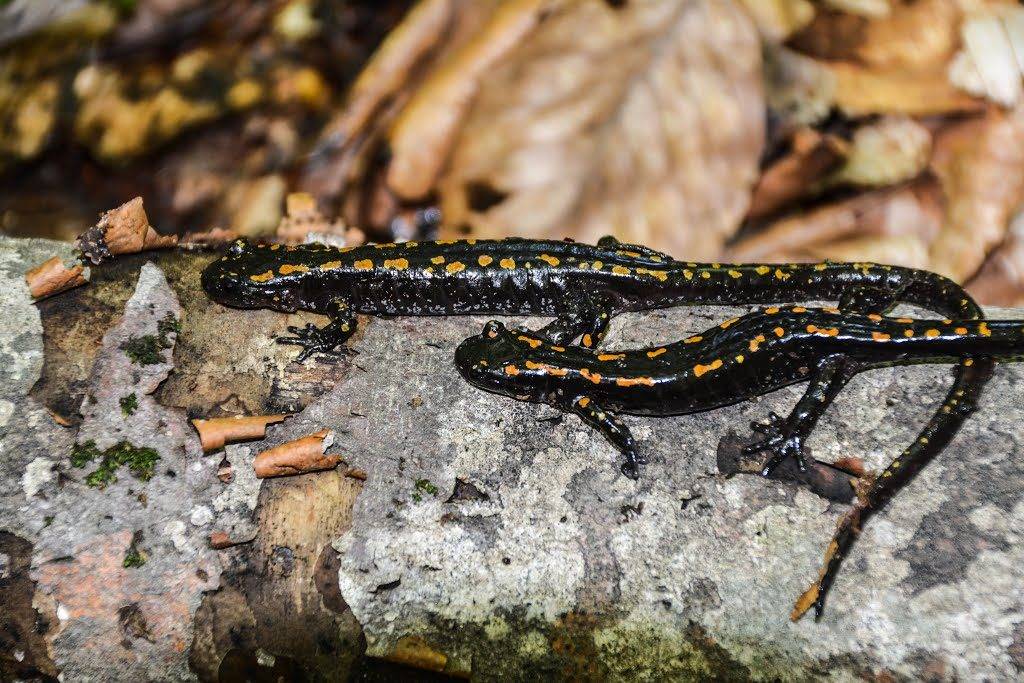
[454,309,1021,620]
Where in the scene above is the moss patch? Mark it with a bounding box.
[119,392,138,415]
[120,312,180,365]
[70,440,160,489]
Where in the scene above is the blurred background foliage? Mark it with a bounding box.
[2,0,1024,304]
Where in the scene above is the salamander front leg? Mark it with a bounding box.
[745,354,859,476]
[568,396,645,479]
[536,293,614,348]
[277,298,357,362]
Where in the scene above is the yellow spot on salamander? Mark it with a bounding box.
[823,307,840,314]
[598,353,625,361]
[925,329,941,338]
[354,259,373,270]
[279,264,310,275]
[755,265,770,275]
[735,354,745,363]
[749,334,766,352]
[578,397,590,408]
[774,327,785,338]
[250,270,274,282]
[965,358,974,366]
[979,322,991,336]
[430,256,446,266]
[683,269,694,280]
[539,254,560,266]
[478,255,493,267]
[618,250,642,258]
[684,335,703,344]
[504,365,520,376]
[712,263,721,269]
[436,240,456,245]
[775,268,791,281]
[405,241,418,248]
[693,359,723,378]
[616,377,655,387]
[700,271,711,279]
[320,260,342,270]
[446,261,466,274]
[904,329,915,337]
[872,332,891,341]
[500,258,515,269]
[647,348,667,358]
[814,263,828,271]
[636,268,668,281]
[728,270,742,279]
[579,368,603,384]
[269,243,281,250]
[383,258,409,270]
[517,335,542,349]
[612,265,630,275]
[592,261,604,270]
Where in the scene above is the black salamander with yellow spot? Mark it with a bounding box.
[455,309,1022,621]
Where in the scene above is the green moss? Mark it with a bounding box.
[119,392,138,415]
[120,312,180,365]
[123,546,146,568]
[412,478,439,503]
[70,440,160,489]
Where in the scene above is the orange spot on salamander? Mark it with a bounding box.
[684,335,703,344]
[446,261,466,274]
[806,325,839,336]
[755,265,770,275]
[979,322,992,336]
[320,260,342,270]
[431,255,445,265]
[868,314,883,321]
[383,258,409,270]
[612,265,630,275]
[791,306,807,313]
[582,334,593,347]
[765,307,780,314]
[579,368,603,384]
[500,258,516,269]
[728,270,742,279]
[904,329,915,337]
[577,397,590,407]
[872,332,891,341]
[279,264,310,275]
[693,359,723,377]
[354,259,373,270]
[517,335,543,349]
[647,348,667,358]
[774,268,791,280]
[598,353,625,361]
[924,329,941,338]
[504,365,520,376]
[896,318,913,323]
[539,254,560,266]
[720,317,739,329]
[551,345,566,352]
[748,334,766,352]
[955,327,968,335]
[250,270,274,282]
[525,361,568,376]
[616,377,655,387]
[774,327,785,337]
[478,255,493,266]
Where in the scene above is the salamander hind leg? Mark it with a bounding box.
[276,299,357,362]
[536,292,615,348]
[745,354,859,476]
[568,396,645,479]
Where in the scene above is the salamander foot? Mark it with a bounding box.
[620,450,646,480]
[277,321,355,362]
[744,412,809,476]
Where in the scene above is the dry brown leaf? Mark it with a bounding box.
[191,414,288,453]
[966,211,1024,306]
[253,430,341,479]
[791,0,960,70]
[77,197,178,265]
[929,104,1024,280]
[730,180,943,262]
[830,62,984,116]
[736,0,814,43]
[949,5,1024,107]
[747,128,849,220]
[763,46,837,131]
[805,233,932,269]
[827,115,932,188]
[382,0,764,258]
[275,192,358,245]
[25,255,88,300]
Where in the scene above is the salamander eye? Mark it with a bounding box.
[227,238,248,256]
[483,320,504,338]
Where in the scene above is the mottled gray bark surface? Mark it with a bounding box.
[2,236,1023,681]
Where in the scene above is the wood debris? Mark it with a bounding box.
[77,197,178,265]
[252,430,341,479]
[191,414,288,453]
[25,255,88,300]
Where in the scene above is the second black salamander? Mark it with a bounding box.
[455,309,1023,621]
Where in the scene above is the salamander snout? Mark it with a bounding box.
[455,320,526,394]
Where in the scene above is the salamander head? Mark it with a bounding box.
[455,321,547,401]
[201,238,310,312]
